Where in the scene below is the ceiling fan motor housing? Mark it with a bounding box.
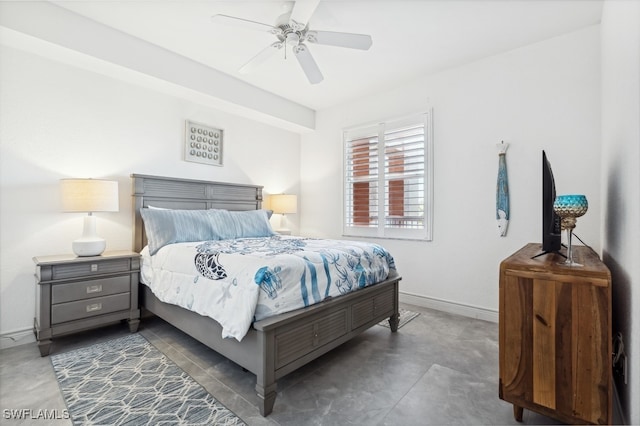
[278,24,307,47]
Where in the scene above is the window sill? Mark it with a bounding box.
[342,233,431,242]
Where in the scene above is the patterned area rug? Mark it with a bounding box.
[378,308,420,329]
[51,334,245,425]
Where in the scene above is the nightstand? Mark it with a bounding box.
[33,251,141,356]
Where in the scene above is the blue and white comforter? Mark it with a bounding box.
[140,235,396,341]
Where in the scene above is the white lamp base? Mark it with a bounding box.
[72,215,106,257]
[275,214,292,235]
[72,238,106,257]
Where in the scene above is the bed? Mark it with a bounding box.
[131,174,401,416]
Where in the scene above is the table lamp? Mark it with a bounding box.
[553,194,588,266]
[270,194,297,234]
[61,178,119,256]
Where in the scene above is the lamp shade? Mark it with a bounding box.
[270,194,297,214]
[61,179,119,213]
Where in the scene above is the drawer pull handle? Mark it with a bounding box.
[86,303,102,313]
[86,285,103,294]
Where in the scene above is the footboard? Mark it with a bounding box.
[253,270,400,415]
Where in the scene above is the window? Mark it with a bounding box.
[343,111,433,240]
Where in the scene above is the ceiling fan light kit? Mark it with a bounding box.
[212,0,372,84]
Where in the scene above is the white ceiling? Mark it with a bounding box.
[46,0,602,111]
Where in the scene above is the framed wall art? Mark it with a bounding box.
[185,120,223,166]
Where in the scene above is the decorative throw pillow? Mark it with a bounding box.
[140,208,222,255]
[209,209,275,239]
[140,208,276,254]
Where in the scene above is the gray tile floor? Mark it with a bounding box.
[0,304,563,425]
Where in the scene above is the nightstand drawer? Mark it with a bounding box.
[51,293,130,324]
[52,275,131,304]
[50,258,131,280]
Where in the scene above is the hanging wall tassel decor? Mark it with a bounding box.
[496,141,510,237]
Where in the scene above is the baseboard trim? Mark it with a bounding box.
[0,327,35,350]
[399,291,498,323]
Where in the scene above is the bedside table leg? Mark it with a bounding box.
[513,404,523,422]
[37,340,52,357]
[128,319,140,333]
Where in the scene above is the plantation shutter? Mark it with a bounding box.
[384,120,425,230]
[343,111,433,240]
[344,126,379,228]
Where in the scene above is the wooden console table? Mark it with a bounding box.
[499,243,612,425]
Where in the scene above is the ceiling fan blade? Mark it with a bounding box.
[239,42,284,74]
[289,0,321,30]
[306,31,373,50]
[293,44,323,84]
[211,14,280,34]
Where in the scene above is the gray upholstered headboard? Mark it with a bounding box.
[131,174,263,252]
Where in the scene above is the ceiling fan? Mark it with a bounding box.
[211,0,372,84]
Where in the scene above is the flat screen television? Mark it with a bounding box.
[542,150,562,253]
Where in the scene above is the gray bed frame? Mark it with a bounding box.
[131,173,401,416]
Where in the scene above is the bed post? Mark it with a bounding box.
[255,329,277,416]
[389,279,400,332]
[132,179,145,253]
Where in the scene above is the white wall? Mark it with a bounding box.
[300,26,601,320]
[601,1,640,424]
[0,46,301,346]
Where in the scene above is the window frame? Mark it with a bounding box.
[342,110,434,241]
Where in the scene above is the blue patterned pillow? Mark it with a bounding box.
[140,208,222,255]
[209,209,275,239]
[140,208,276,254]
